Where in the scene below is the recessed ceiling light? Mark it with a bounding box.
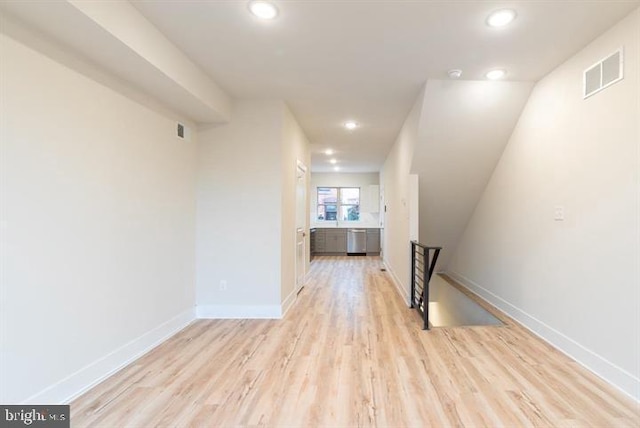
[329,159,337,164]
[486,69,506,80]
[248,1,278,20]
[325,149,334,155]
[344,121,359,130]
[487,9,516,28]
[333,166,340,171]
[448,69,462,79]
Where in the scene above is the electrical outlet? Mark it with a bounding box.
[219,280,227,291]
[554,206,565,221]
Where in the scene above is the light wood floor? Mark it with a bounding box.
[71,256,639,427]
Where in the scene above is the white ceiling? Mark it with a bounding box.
[131,0,638,172]
[3,1,637,172]
[0,1,231,123]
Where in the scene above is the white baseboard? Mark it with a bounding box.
[446,270,640,402]
[382,259,410,306]
[281,288,298,318]
[24,308,196,405]
[196,304,282,319]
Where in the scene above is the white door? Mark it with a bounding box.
[295,161,307,293]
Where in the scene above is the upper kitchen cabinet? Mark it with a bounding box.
[361,185,380,213]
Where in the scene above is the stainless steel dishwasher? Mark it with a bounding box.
[347,229,367,255]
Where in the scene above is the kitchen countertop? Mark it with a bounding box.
[311,223,381,229]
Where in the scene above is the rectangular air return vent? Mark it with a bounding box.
[584,48,624,99]
[176,122,191,141]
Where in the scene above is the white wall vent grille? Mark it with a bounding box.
[584,48,624,99]
[176,123,191,141]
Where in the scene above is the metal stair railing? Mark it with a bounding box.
[410,241,442,330]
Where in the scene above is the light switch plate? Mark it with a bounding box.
[554,206,565,221]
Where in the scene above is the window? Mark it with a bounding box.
[317,187,359,221]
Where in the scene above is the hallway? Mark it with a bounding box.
[71,257,639,427]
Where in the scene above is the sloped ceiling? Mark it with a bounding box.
[2,1,638,171]
[411,80,534,268]
[0,0,230,124]
[1,1,635,264]
[130,1,640,172]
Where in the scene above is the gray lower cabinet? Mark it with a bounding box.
[366,229,381,254]
[325,229,347,253]
[310,229,316,258]
[313,228,380,255]
[314,229,326,253]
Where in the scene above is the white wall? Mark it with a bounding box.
[310,172,379,188]
[448,9,640,400]
[380,87,425,303]
[1,1,231,123]
[0,30,197,404]
[411,80,533,269]
[196,101,283,318]
[196,101,310,318]
[68,0,231,122]
[310,172,380,226]
[281,105,311,309]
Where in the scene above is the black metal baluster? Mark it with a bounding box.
[410,242,416,309]
[409,241,442,331]
[428,248,440,282]
[423,248,430,330]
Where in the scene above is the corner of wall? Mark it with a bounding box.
[445,9,640,401]
[383,259,411,306]
[446,270,640,402]
[24,308,196,404]
[196,305,282,319]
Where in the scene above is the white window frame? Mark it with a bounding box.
[316,187,360,222]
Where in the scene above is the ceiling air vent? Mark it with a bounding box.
[584,48,624,99]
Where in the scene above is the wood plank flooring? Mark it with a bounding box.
[71,256,639,427]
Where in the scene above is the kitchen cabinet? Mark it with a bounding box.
[313,229,326,253]
[360,185,380,213]
[369,185,380,213]
[325,229,347,253]
[312,228,380,255]
[310,229,316,260]
[366,229,380,254]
